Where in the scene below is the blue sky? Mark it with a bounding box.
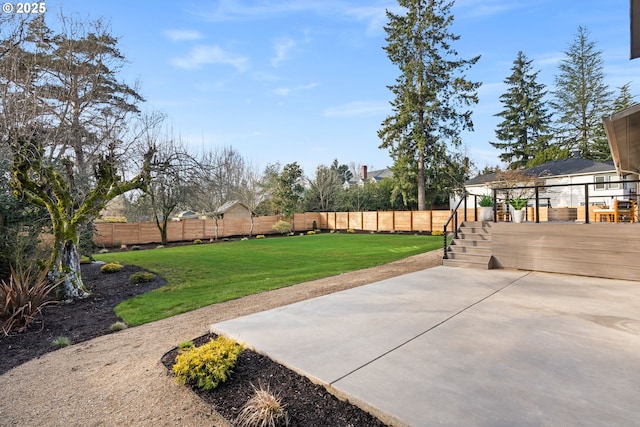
[44,0,640,176]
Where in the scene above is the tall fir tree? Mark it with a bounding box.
[378,0,480,210]
[490,51,552,169]
[551,26,613,161]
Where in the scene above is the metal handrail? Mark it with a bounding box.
[443,191,468,260]
[491,178,640,224]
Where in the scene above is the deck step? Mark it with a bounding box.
[444,220,493,270]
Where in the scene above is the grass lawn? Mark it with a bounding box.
[94,233,443,326]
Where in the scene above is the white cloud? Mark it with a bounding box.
[323,101,388,118]
[171,45,249,71]
[164,29,204,42]
[273,82,318,96]
[271,37,296,67]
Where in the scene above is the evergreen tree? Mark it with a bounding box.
[490,51,552,169]
[612,82,635,113]
[551,26,613,161]
[378,0,480,210]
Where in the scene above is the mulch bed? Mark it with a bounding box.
[0,263,166,375]
[161,334,387,427]
[1,261,389,426]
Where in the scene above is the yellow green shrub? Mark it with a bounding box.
[431,230,444,236]
[172,336,243,391]
[129,272,156,284]
[100,262,123,273]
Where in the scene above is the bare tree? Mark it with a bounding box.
[192,146,246,239]
[132,127,199,245]
[0,14,156,298]
[235,162,266,236]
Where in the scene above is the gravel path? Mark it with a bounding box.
[0,251,442,427]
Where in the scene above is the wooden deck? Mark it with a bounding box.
[491,222,640,281]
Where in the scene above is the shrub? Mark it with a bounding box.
[193,239,203,245]
[101,262,123,273]
[52,336,71,348]
[110,321,128,332]
[306,230,315,235]
[173,336,244,391]
[129,271,156,284]
[256,235,265,239]
[272,220,291,235]
[431,230,444,236]
[347,228,356,234]
[178,340,194,350]
[236,383,289,427]
[130,245,141,251]
[0,266,59,336]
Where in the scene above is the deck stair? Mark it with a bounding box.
[442,221,493,270]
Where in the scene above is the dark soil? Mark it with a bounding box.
[2,262,389,426]
[161,335,388,427]
[0,263,166,375]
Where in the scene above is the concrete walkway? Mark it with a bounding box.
[211,266,640,427]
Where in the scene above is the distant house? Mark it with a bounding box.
[213,200,253,219]
[343,165,393,189]
[461,152,639,208]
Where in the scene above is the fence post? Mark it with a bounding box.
[584,183,590,224]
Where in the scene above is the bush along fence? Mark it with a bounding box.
[93,210,461,247]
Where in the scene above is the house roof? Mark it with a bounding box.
[344,168,393,186]
[214,200,250,214]
[466,157,615,186]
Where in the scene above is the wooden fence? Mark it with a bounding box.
[93,210,456,247]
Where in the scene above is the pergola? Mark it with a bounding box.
[602,103,640,176]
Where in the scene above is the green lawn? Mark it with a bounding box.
[94,233,442,326]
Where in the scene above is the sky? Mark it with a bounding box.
[36,0,640,177]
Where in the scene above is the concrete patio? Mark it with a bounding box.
[211,266,640,426]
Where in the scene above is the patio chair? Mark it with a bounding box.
[614,199,636,223]
[496,203,510,222]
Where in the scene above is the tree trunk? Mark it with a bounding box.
[53,238,89,299]
[417,150,426,211]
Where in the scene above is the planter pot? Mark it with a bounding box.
[512,209,525,223]
[480,206,494,221]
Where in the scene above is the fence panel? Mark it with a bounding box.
[94,210,452,246]
[335,212,349,229]
[412,211,431,231]
[377,212,395,231]
[394,211,412,231]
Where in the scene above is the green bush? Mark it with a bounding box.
[178,340,194,350]
[101,262,123,274]
[129,271,156,284]
[272,220,291,235]
[110,321,128,332]
[0,266,59,336]
[172,336,244,391]
[347,228,356,234]
[193,239,203,245]
[306,230,315,235]
[256,235,265,239]
[52,336,71,348]
[431,230,444,236]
